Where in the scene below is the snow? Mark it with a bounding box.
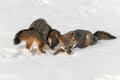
[0,0,120,80]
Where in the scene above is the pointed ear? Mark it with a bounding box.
[69,32,75,40]
[54,31,61,38]
[54,33,59,38]
[71,32,75,37]
[58,35,63,42]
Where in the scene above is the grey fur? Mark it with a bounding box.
[29,18,51,40]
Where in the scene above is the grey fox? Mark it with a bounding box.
[54,29,116,55]
[29,18,60,49]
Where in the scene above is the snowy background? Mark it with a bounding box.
[0,0,120,80]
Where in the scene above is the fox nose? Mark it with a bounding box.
[66,47,71,54]
[67,50,71,54]
[50,46,55,49]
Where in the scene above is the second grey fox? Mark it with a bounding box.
[29,18,60,49]
[54,29,116,55]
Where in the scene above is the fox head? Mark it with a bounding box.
[48,29,60,49]
[58,32,77,54]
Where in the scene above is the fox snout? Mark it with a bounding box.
[61,46,72,55]
[66,46,72,54]
[66,49,71,54]
[50,45,55,49]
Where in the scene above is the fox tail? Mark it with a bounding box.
[94,31,116,40]
[13,30,24,45]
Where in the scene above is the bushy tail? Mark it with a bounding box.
[94,31,116,40]
[14,37,21,45]
[13,30,25,45]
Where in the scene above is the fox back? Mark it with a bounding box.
[29,18,51,40]
[74,30,95,48]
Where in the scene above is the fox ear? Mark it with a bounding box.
[69,32,75,41]
[69,32,75,38]
[54,33,59,38]
[71,32,75,37]
[58,35,63,42]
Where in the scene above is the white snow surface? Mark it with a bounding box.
[0,0,120,80]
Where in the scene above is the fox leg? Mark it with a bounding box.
[46,40,51,48]
[83,34,92,48]
[54,48,65,55]
[39,44,46,53]
[26,39,33,49]
[36,39,46,53]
